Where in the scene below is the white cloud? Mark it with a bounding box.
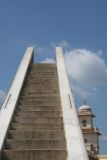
[51,40,70,49]
[40,47,107,97]
[65,49,107,86]
[71,83,94,97]
[41,58,55,63]
[65,49,107,97]
[58,40,70,48]
[18,39,107,97]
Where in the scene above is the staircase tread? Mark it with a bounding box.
[3,149,66,151]
[1,63,67,159]
[8,130,64,131]
[6,139,66,141]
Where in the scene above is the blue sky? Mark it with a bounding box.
[0,0,107,154]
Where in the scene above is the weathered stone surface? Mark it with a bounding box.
[8,130,65,139]
[2,150,67,160]
[5,139,66,149]
[10,123,64,130]
[12,117,63,124]
[1,64,67,160]
[17,105,62,111]
[14,111,62,117]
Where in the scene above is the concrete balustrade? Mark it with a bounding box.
[0,47,34,154]
[56,47,89,160]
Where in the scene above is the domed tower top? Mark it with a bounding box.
[78,99,101,154]
[79,99,92,112]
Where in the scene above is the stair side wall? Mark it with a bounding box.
[0,47,34,157]
[56,47,89,160]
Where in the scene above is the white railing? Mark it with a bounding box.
[0,47,34,153]
[56,47,89,160]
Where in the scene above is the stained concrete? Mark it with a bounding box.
[1,64,67,160]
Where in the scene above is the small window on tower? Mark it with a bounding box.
[82,119,87,127]
[84,139,88,143]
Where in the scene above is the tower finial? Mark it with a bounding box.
[83,98,87,105]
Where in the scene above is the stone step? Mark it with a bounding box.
[2,149,67,160]
[22,85,59,89]
[30,67,57,70]
[10,123,64,130]
[28,75,58,79]
[29,71,58,75]
[12,117,63,124]
[28,67,57,70]
[25,78,58,82]
[22,85,59,90]
[25,78,59,83]
[20,96,60,101]
[21,92,59,95]
[30,69,57,72]
[19,93,60,98]
[19,100,60,105]
[23,83,59,88]
[29,70,57,73]
[22,90,59,95]
[4,139,66,149]
[29,73,58,76]
[17,102,61,107]
[30,66,57,70]
[30,68,57,71]
[23,81,59,86]
[14,111,62,117]
[27,75,58,79]
[0,63,68,160]
[31,64,57,68]
[29,66,57,69]
[18,101,61,106]
[24,77,59,82]
[7,130,65,140]
[21,92,60,96]
[17,105,62,111]
[22,90,59,94]
[26,75,58,79]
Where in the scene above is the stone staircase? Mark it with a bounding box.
[1,64,67,160]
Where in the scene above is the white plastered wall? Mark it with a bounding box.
[0,47,34,151]
[56,47,89,160]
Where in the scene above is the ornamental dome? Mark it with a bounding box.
[79,104,91,111]
[79,99,91,111]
